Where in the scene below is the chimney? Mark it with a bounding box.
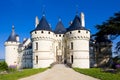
[16,35,19,42]
[35,16,39,28]
[80,12,85,27]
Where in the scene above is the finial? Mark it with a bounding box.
[12,25,15,32]
[58,17,61,22]
[42,5,46,16]
[76,5,79,15]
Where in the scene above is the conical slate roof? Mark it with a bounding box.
[33,15,52,31]
[7,26,18,42]
[54,19,66,34]
[67,15,86,31]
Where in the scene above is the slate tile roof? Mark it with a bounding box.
[32,15,52,32]
[54,19,66,34]
[7,27,18,42]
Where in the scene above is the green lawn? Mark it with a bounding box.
[73,68,120,80]
[0,68,47,80]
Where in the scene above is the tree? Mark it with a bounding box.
[95,11,120,55]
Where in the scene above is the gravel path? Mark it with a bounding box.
[19,64,99,80]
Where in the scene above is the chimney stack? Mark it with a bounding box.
[80,12,85,27]
[35,16,39,28]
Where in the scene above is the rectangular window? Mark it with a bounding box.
[71,42,73,50]
[36,56,38,64]
[36,42,38,50]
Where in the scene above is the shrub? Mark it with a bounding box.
[0,61,8,71]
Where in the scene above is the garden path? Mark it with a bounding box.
[19,64,99,80]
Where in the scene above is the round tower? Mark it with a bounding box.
[66,13,90,68]
[31,15,55,68]
[4,26,20,67]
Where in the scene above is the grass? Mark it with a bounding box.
[0,68,47,80]
[73,68,120,80]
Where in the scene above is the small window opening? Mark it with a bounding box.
[41,31,44,33]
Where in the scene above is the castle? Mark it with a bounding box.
[4,12,91,69]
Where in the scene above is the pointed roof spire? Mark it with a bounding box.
[54,18,66,34]
[6,25,18,42]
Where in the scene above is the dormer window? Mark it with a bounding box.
[78,30,80,33]
[70,32,72,34]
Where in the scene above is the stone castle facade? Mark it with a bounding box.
[5,12,91,69]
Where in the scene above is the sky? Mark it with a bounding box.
[0,0,120,59]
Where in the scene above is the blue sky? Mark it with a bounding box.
[0,0,120,59]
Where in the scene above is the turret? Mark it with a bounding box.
[4,25,20,67]
[31,15,54,68]
[66,13,90,68]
